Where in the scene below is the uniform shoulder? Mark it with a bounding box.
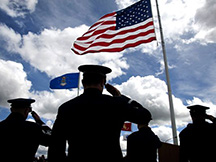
[104,94,129,102]
[180,124,193,135]
[58,96,81,110]
[25,120,42,130]
[127,131,140,139]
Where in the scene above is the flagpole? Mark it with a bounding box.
[155,0,178,145]
[77,72,80,96]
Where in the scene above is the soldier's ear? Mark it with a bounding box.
[100,79,106,87]
[23,108,30,119]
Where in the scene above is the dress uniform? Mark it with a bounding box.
[0,98,51,162]
[48,65,152,162]
[126,126,162,162]
[179,105,216,162]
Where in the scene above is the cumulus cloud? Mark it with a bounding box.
[119,0,202,40]
[194,0,216,43]
[114,0,214,76]
[0,24,129,80]
[1,11,215,128]
[113,75,189,127]
[0,22,129,120]
[0,60,190,127]
[186,97,216,118]
[0,58,77,120]
[0,59,32,106]
[0,0,38,17]
[115,0,138,9]
[2,58,216,156]
[0,23,22,50]
[151,0,216,44]
[120,135,127,156]
[115,0,216,54]
[29,89,78,120]
[2,59,214,129]
[152,126,179,144]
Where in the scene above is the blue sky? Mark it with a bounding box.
[1,0,216,154]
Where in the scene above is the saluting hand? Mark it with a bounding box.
[31,111,44,125]
[105,83,121,97]
[206,114,216,122]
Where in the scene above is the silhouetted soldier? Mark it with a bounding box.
[0,98,51,162]
[179,105,216,162]
[48,65,152,162]
[125,112,162,162]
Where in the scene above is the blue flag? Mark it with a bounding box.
[50,73,80,89]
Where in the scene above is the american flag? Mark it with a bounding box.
[72,0,156,55]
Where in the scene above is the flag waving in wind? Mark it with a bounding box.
[50,73,80,89]
[72,0,156,55]
[122,122,132,131]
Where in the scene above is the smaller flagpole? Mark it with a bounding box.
[155,0,178,145]
[77,72,80,96]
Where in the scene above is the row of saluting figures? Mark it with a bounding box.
[0,64,215,162]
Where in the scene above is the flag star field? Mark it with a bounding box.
[116,0,152,29]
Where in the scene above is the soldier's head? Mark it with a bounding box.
[78,65,111,92]
[8,98,35,119]
[187,105,209,124]
[137,108,152,129]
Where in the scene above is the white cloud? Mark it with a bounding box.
[113,0,212,77]
[115,0,216,54]
[115,0,201,41]
[29,89,78,120]
[151,0,216,44]
[0,60,190,127]
[152,126,179,144]
[0,23,129,121]
[2,58,216,150]
[186,97,216,118]
[36,145,48,158]
[113,75,189,127]
[0,59,32,106]
[0,24,129,80]
[120,135,127,150]
[0,23,22,51]
[115,0,138,9]
[0,0,38,17]
[194,0,216,43]
[151,0,206,42]
[0,58,77,120]
[1,0,216,143]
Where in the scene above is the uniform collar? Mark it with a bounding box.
[6,112,26,121]
[84,88,102,95]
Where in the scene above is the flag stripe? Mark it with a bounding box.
[74,28,155,50]
[89,19,116,30]
[75,20,154,44]
[74,33,155,52]
[78,26,116,41]
[73,33,156,53]
[77,18,154,43]
[72,0,156,55]
[72,34,156,55]
[89,12,116,30]
[73,22,155,53]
